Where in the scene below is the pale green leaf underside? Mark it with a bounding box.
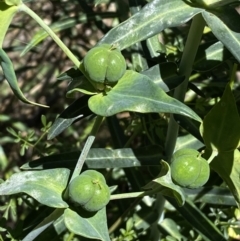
[64,208,111,241]
[89,70,201,122]
[0,169,70,208]
[143,160,185,206]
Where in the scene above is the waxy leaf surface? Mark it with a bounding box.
[202,8,240,63]
[143,160,185,206]
[0,3,18,47]
[200,83,240,152]
[0,169,70,208]
[98,0,203,50]
[0,49,48,107]
[64,208,110,241]
[89,71,201,122]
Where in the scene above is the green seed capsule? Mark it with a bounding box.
[68,170,110,212]
[170,149,210,189]
[83,44,126,88]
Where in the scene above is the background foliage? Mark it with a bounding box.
[1,0,240,240]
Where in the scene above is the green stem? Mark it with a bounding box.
[142,116,156,145]
[90,115,104,136]
[207,148,218,164]
[123,126,141,148]
[110,189,158,200]
[229,63,238,89]
[66,232,75,241]
[16,137,43,156]
[33,127,51,150]
[165,14,205,161]
[150,14,205,241]
[19,3,81,68]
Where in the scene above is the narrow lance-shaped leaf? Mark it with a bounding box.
[0,2,18,47]
[0,168,70,208]
[89,70,202,122]
[167,198,226,240]
[21,146,164,170]
[0,48,48,108]
[185,186,237,206]
[202,7,240,63]
[98,0,203,50]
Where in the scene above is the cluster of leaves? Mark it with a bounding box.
[0,0,240,240]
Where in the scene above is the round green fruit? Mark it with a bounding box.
[80,170,107,184]
[68,170,110,212]
[83,44,126,88]
[68,175,95,206]
[170,149,210,189]
[83,182,110,212]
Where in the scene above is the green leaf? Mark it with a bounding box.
[47,96,92,140]
[143,160,185,206]
[22,209,64,241]
[0,48,48,108]
[66,75,97,96]
[200,83,240,152]
[159,218,187,241]
[185,186,237,206]
[98,0,203,50]
[89,70,201,122]
[133,207,159,231]
[21,146,164,170]
[175,134,204,152]
[174,114,204,142]
[0,169,70,208]
[64,208,111,241]
[195,0,239,8]
[0,2,18,47]
[4,0,21,6]
[141,62,184,92]
[57,66,81,81]
[210,149,240,207]
[202,8,240,63]
[167,198,226,240]
[193,41,232,72]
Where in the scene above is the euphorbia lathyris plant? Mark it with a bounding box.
[1,0,240,240]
